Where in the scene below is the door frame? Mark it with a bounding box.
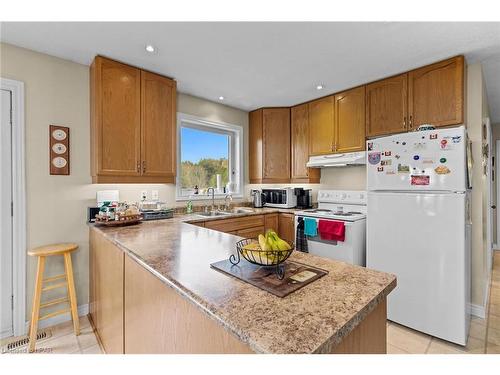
[1,78,26,337]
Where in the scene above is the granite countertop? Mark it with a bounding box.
[89,210,396,354]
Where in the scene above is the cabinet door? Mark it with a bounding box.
[264,213,279,233]
[335,86,366,153]
[308,96,335,155]
[366,74,408,137]
[236,226,265,239]
[278,213,295,244]
[141,71,176,182]
[90,230,124,354]
[95,57,141,176]
[249,109,263,183]
[291,104,321,182]
[408,56,464,129]
[262,108,290,182]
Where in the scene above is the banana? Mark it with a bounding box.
[258,234,270,251]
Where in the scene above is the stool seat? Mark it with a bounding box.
[28,243,78,257]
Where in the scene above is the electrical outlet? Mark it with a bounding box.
[141,190,147,201]
[151,190,159,201]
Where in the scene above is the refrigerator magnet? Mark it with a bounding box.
[430,133,438,140]
[452,136,462,143]
[397,164,410,173]
[377,166,384,172]
[367,142,373,151]
[435,166,451,175]
[411,175,430,185]
[381,159,392,166]
[422,158,434,164]
[385,168,395,175]
[384,151,391,156]
[368,152,381,165]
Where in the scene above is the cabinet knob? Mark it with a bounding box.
[403,116,407,129]
[136,161,141,173]
[142,161,146,173]
[409,115,413,130]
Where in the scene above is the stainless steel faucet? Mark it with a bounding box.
[224,193,233,211]
[207,187,215,212]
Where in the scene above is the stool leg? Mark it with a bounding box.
[64,252,80,336]
[28,256,45,353]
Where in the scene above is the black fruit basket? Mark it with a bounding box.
[231,238,294,279]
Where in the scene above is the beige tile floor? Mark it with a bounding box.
[4,252,500,354]
[2,315,102,354]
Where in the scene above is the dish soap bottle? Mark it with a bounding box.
[186,200,193,214]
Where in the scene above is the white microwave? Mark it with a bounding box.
[262,188,297,208]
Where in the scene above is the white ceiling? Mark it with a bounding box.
[1,22,500,122]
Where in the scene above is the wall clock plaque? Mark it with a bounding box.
[49,125,70,175]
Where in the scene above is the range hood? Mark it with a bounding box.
[306,151,366,168]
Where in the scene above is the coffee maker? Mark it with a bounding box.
[294,188,312,209]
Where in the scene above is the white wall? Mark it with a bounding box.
[0,42,248,320]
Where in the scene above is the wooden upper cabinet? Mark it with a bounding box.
[366,74,408,137]
[249,108,290,183]
[92,56,141,178]
[141,71,177,179]
[308,96,335,155]
[408,56,464,129]
[262,108,291,182]
[90,56,177,183]
[335,86,366,152]
[249,109,263,183]
[291,104,320,183]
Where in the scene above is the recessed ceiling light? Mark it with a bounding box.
[145,45,155,53]
[218,96,225,101]
[316,84,324,90]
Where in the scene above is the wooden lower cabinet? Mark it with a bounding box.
[264,213,279,233]
[123,255,253,353]
[331,298,387,354]
[278,213,295,243]
[204,215,265,233]
[89,230,124,354]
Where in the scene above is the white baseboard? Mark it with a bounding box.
[23,304,89,334]
[470,303,486,319]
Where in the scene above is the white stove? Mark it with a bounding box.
[294,190,367,266]
[295,190,367,222]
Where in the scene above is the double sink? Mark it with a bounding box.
[196,207,256,218]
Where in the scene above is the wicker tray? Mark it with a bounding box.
[94,214,143,227]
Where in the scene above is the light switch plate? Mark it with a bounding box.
[151,190,159,201]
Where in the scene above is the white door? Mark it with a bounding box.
[1,89,13,338]
[367,191,470,345]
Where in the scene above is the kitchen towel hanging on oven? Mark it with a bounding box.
[318,220,345,242]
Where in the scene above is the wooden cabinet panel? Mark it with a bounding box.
[249,109,263,183]
[262,108,291,182]
[264,213,279,233]
[93,57,141,177]
[236,226,265,239]
[278,213,295,244]
[89,229,124,354]
[335,86,366,153]
[366,74,408,137]
[124,255,252,353]
[204,215,265,233]
[141,71,176,182]
[308,96,335,156]
[408,56,464,129]
[291,104,320,183]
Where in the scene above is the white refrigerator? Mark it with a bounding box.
[366,126,471,345]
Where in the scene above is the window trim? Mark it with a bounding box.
[176,112,243,201]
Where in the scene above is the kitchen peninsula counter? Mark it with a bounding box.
[88,211,396,354]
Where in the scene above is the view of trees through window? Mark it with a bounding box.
[180,126,230,195]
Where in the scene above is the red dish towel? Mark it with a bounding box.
[318,220,345,242]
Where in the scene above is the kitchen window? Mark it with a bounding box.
[176,113,243,200]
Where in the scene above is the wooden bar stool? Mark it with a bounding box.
[28,243,80,352]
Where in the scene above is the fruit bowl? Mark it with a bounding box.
[233,238,294,267]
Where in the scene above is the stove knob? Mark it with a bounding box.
[340,193,347,200]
